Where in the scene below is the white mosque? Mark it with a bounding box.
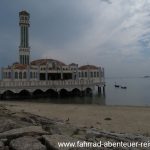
[1,10,104,84]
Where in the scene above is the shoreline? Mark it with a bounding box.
[1,100,150,136]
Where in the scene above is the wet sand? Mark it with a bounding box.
[1,100,150,135]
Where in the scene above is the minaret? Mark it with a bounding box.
[19,10,30,65]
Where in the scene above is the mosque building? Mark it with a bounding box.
[1,10,104,86]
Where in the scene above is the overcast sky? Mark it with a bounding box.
[0,0,150,77]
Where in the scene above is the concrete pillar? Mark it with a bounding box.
[27,65,30,80]
[46,64,48,81]
[61,67,63,80]
[38,65,40,80]
[103,86,105,96]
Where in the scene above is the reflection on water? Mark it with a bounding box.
[27,94,106,105]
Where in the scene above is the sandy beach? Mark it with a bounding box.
[1,100,150,136]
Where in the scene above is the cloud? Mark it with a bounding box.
[100,0,112,4]
[1,0,150,77]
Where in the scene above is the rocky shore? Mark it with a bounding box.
[0,104,150,150]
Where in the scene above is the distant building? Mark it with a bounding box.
[1,10,104,83]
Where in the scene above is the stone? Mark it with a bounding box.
[0,126,48,140]
[42,134,77,150]
[10,136,46,150]
[24,113,55,126]
[42,124,61,135]
[104,117,112,121]
[0,141,4,150]
[20,117,37,125]
[54,123,78,137]
[0,118,20,133]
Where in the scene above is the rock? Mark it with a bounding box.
[85,132,96,141]
[54,123,78,137]
[0,139,8,145]
[10,136,46,150]
[0,126,48,140]
[42,124,61,135]
[71,128,87,140]
[24,113,55,126]
[0,141,4,150]
[104,117,112,121]
[0,118,20,133]
[86,128,150,143]
[20,117,37,125]
[42,134,77,150]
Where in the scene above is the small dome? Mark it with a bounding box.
[30,59,66,66]
[13,64,28,70]
[69,63,78,66]
[79,65,98,70]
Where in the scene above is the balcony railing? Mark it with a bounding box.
[0,79,104,88]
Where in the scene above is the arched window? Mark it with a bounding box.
[97,72,99,77]
[82,72,84,77]
[8,72,11,78]
[90,72,93,78]
[19,72,22,79]
[30,72,32,79]
[15,72,18,79]
[23,72,26,79]
[85,72,87,78]
[94,72,96,77]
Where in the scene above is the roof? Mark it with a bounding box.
[19,10,30,16]
[69,63,78,66]
[30,59,66,66]
[13,64,28,70]
[79,65,98,70]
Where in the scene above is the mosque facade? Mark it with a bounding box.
[1,11,104,86]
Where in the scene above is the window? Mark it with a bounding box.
[94,72,96,77]
[90,72,93,78]
[15,72,18,79]
[85,72,87,78]
[19,72,22,79]
[23,72,26,79]
[34,72,36,78]
[82,72,84,77]
[97,72,99,77]
[30,72,32,78]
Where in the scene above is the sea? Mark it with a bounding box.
[105,77,150,106]
[33,77,150,106]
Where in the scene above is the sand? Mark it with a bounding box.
[1,100,150,135]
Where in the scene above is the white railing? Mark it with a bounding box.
[0,79,104,88]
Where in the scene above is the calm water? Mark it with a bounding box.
[15,77,150,106]
[105,77,150,106]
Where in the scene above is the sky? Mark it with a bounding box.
[0,0,150,77]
